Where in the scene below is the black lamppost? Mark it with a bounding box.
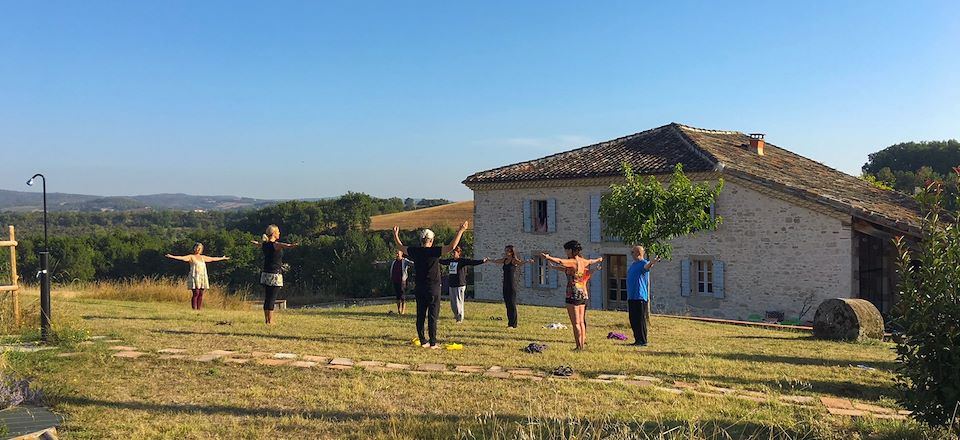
[26,174,50,343]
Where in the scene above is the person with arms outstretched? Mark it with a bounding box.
[389,250,414,315]
[165,242,229,310]
[393,221,468,348]
[439,246,488,323]
[541,240,603,351]
[490,245,533,328]
[627,245,660,346]
[255,224,298,324]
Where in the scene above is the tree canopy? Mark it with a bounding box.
[599,163,724,260]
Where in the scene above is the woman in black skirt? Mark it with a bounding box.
[491,245,532,328]
[256,224,297,324]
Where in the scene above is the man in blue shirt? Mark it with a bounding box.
[627,245,660,346]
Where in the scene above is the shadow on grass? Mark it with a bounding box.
[57,395,824,439]
[150,329,396,345]
[693,372,897,402]
[82,315,168,321]
[729,335,816,341]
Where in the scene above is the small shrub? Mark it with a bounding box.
[894,172,960,432]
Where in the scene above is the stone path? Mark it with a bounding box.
[50,336,909,422]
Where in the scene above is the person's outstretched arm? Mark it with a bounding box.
[392,226,408,254]
[441,221,469,255]
[644,256,661,270]
[586,256,604,266]
[164,254,190,262]
[463,258,487,267]
[202,255,231,263]
[541,253,575,267]
[275,242,298,249]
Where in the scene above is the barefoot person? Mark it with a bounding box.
[490,246,532,328]
[165,243,229,310]
[393,221,468,348]
[542,240,603,350]
[257,224,298,324]
[439,247,488,323]
[389,250,414,315]
[627,245,660,346]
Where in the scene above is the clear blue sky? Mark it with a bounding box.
[2,1,958,201]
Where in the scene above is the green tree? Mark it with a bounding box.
[599,163,724,260]
[893,172,960,432]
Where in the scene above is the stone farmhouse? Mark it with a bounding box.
[463,123,921,322]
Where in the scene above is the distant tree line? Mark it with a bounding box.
[861,140,960,210]
[0,194,466,300]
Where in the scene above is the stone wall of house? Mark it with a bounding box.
[471,179,853,322]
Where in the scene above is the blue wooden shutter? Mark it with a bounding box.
[547,198,557,234]
[680,258,691,297]
[590,194,601,243]
[522,200,531,232]
[523,256,532,288]
[713,260,724,299]
[589,253,603,309]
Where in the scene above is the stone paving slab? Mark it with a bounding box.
[624,379,655,387]
[330,358,354,366]
[483,371,511,379]
[89,335,108,340]
[358,360,385,368]
[587,379,613,384]
[364,366,394,373]
[705,385,736,394]
[547,374,579,381]
[634,375,661,382]
[385,363,410,370]
[506,368,535,375]
[56,352,81,358]
[113,351,148,359]
[208,350,238,356]
[257,358,292,366]
[108,346,137,351]
[302,355,329,363]
[157,348,187,354]
[734,394,769,403]
[510,375,543,381]
[454,365,485,373]
[290,361,318,368]
[273,353,298,359]
[416,363,447,372]
[486,366,503,372]
[194,354,221,362]
[443,371,471,377]
[251,351,274,358]
[827,407,866,416]
[223,358,251,364]
[897,410,913,416]
[327,364,353,370]
[159,354,188,360]
[407,370,432,376]
[820,397,854,409]
[102,339,123,343]
[852,402,895,414]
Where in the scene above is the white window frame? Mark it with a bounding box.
[533,254,550,288]
[530,200,549,233]
[694,258,714,295]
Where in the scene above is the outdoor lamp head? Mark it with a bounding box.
[26,178,34,186]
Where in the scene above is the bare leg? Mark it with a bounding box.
[566,305,580,350]
[264,310,274,324]
[576,305,587,349]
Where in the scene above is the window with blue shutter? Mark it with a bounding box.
[549,262,558,289]
[590,195,601,243]
[522,200,532,232]
[547,198,556,233]
[589,253,603,309]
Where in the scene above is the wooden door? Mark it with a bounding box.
[605,254,628,310]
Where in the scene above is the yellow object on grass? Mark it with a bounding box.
[446,343,463,350]
[413,338,421,346]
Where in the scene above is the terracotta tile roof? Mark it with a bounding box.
[464,123,921,235]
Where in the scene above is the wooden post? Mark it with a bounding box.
[10,225,19,326]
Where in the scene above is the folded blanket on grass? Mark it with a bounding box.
[607,332,628,340]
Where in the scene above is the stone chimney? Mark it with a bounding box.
[749,133,765,156]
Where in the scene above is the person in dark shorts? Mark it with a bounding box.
[256,224,297,324]
[491,245,532,328]
[393,221,469,348]
[389,250,414,315]
[542,240,603,351]
[439,246,488,323]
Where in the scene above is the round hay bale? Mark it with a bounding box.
[812,298,884,341]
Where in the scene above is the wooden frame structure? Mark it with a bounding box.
[1,225,20,325]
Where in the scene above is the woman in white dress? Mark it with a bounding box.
[165,243,230,310]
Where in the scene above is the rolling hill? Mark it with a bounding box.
[369,201,474,231]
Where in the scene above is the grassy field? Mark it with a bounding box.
[1,288,950,439]
[370,201,474,231]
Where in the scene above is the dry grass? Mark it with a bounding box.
[2,288,953,439]
[64,277,248,310]
[370,201,474,231]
